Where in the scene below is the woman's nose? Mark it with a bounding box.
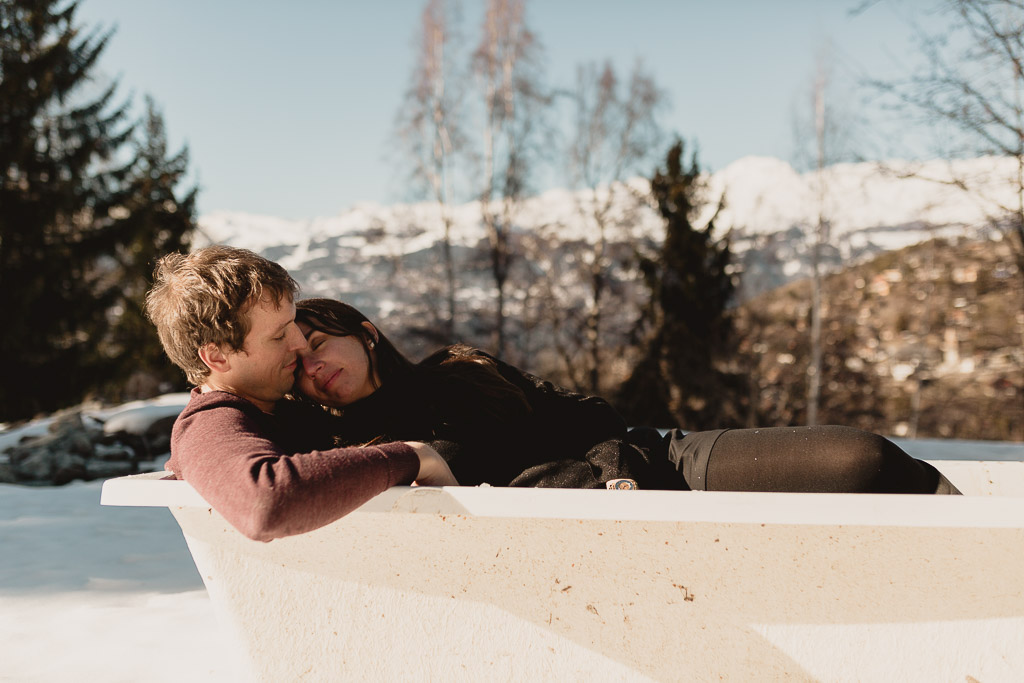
[301,355,321,378]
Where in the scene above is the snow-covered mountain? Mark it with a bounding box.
[195,155,1020,358]
[200,155,1018,276]
[707,156,1021,295]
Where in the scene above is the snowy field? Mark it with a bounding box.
[0,479,230,682]
[1,425,1021,681]
[1,394,230,682]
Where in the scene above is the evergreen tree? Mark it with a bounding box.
[0,1,195,421]
[615,140,743,430]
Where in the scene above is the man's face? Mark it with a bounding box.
[211,296,307,412]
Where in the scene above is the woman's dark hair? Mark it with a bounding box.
[295,298,414,392]
[293,298,530,420]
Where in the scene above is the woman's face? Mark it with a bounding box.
[296,320,380,407]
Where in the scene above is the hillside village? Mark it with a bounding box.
[735,237,1023,441]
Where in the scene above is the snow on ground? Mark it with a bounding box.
[0,388,1021,681]
[896,438,1024,461]
[0,480,230,682]
[0,393,227,682]
[0,393,191,461]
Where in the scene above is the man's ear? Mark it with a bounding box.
[198,343,231,374]
[361,321,379,344]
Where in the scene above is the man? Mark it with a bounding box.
[146,245,456,542]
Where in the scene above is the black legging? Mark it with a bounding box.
[661,425,959,494]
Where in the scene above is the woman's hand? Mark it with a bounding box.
[406,442,459,487]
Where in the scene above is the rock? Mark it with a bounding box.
[50,409,101,443]
[0,397,183,485]
[142,414,178,456]
[93,440,137,462]
[14,449,59,482]
[85,459,136,480]
[51,452,88,486]
[4,413,133,484]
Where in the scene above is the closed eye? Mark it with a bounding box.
[309,331,349,349]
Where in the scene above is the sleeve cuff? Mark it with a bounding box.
[376,442,420,486]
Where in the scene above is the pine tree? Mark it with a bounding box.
[615,140,743,430]
[0,1,195,420]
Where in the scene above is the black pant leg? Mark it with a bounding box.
[668,425,959,494]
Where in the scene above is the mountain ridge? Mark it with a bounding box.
[199,154,1021,249]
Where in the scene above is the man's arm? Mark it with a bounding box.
[168,392,453,541]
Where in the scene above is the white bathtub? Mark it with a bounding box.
[102,460,1024,682]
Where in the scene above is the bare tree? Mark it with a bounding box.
[472,0,548,356]
[395,0,466,341]
[808,62,829,426]
[558,60,665,394]
[800,56,837,426]
[791,43,864,425]
[865,0,1023,305]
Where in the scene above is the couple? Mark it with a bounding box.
[148,246,958,542]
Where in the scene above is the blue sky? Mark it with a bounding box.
[76,0,938,219]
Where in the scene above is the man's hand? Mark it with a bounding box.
[406,442,459,487]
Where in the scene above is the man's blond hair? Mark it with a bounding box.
[145,245,299,385]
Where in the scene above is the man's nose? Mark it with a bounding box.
[287,323,308,351]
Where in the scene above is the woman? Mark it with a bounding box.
[293,297,959,494]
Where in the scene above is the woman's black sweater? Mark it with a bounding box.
[323,346,684,489]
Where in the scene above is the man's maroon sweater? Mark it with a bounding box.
[166,388,419,541]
